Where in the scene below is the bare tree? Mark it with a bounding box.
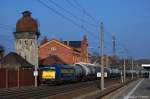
[0,44,5,60]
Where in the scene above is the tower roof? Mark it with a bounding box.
[16,11,39,33]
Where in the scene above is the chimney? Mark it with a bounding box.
[22,10,31,17]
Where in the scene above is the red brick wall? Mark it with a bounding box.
[81,36,88,63]
[39,38,90,64]
[39,40,74,64]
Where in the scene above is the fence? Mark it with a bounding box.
[0,68,34,89]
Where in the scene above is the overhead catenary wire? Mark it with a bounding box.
[74,0,98,22]
[0,23,14,29]
[102,25,134,58]
[0,1,133,59]
[0,24,14,31]
[0,19,127,60]
[67,0,98,23]
[48,0,98,28]
[0,24,15,40]
[37,0,99,40]
[37,0,117,57]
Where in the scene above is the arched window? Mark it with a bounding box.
[25,40,27,45]
[19,40,21,44]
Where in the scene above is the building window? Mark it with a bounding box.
[31,40,34,46]
[19,40,21,44]
[50,47,57,51]
[25,55,26,59]
[25,40,26,44]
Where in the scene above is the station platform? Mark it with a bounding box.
[72,78,150,99]
[102,78,150,99]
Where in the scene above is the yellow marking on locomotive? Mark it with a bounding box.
[42,71,55,79]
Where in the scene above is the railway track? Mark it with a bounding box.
[0,78,120,99]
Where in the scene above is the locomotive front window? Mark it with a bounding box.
[41,67,55,71]
[41,67,56,79]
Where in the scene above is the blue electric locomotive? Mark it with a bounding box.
[39,64,76,84]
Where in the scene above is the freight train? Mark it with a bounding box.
[38,63,121,85]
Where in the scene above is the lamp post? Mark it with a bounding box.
[34,36,38,87]
[123,57,126,83]
[131,58,134,79]
[100,22,104,90]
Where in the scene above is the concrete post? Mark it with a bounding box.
[123,58,126,82]
[121,72,123,83]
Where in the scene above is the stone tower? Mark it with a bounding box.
[14,11,40,68]
[81,35,88,62]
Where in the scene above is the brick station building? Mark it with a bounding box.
[39,35,90,65]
